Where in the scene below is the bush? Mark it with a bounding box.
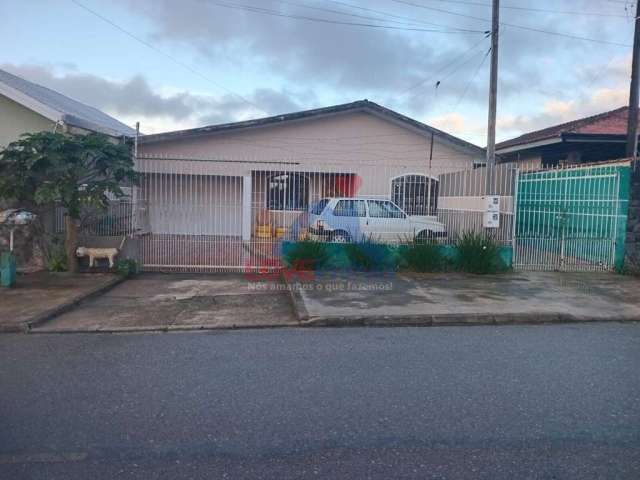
[116,258,138,277]
[454,232,505,274]
[399,240,445,272]
[284,239,329,270]
[344,238,396,271]
[47,245,68,272]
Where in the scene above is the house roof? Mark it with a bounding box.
[138,99,485,155]
[0,68,136,138]
[496,106,634,153]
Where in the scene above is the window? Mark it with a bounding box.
[267,173,309,211]
[310,198,330,215]
[367,200,405,218]
[391,174,438,215]
[333,200,366,217]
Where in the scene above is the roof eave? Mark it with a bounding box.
[138,100,485,156]
[62,114,135,138]
[0,82,63,124]
[495,136,564,155]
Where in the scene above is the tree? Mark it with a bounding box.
[0,132,137,272]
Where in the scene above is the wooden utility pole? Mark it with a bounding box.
[626,0,640,158]
[486,0,500,167]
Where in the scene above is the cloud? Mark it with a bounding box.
[497,86,628,140]
[1,64,305,133]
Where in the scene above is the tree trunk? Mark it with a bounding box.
[64,215,78,273]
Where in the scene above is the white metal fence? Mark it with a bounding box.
[132,154,515,272]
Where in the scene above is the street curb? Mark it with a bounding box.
[31,322,300,334]
[280,273,310,323]
[300,313,640,328]
[20,275,126,333]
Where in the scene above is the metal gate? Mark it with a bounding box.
[514,163,630,272]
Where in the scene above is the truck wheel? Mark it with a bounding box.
[331,231,351,243]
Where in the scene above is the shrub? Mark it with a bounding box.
[284,239,329,270]
[116,258,138,277]
[398,239,445,273]
[47,245,68,272]
[454,231,505,274]
[344,237,396,271]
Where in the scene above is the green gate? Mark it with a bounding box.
[514,163,630,272]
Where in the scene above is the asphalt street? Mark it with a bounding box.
[1,324,639,479]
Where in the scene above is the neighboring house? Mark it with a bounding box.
[0,68,137,271]
[0,67,135,148]
[135,100,487,269]
[496,106,638,170]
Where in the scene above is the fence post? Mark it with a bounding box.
[511,167,519,267]
[242,175,252,242]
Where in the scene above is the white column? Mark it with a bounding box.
[242,175,252,241]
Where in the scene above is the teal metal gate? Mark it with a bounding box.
[514,163,630,272]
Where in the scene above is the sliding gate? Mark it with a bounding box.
[514,163,630,272]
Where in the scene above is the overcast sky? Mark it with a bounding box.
[0,0,637,145]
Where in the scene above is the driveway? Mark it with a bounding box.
[35,273,297,332]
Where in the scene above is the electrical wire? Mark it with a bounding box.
[324,0,480,31]
[209,0,487,33]
[399,33,491,95]
[390,0,634,47]
[452,45,491,110]
[69,0,264,112]
[408,0,629,18]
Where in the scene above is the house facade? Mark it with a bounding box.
[135,100,487,270]
[496,106,637,170]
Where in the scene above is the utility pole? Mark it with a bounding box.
[626,0,640,158]
[486,0,500,167]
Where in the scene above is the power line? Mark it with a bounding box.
[323,0,484,32]
[271,0,464,30]
[409,0,629,18]
[391,0,634,46]
[400,33,491,95]
[209,0,487,33]
[69,0,263,112]
[453,46,492,110]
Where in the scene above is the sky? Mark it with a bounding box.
[0,0,637,145]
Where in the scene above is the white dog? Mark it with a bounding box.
[76,237,126,268]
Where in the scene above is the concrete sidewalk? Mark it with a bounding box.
[288,271,640,326]
[34,273,297,333]
[0,272,122,332]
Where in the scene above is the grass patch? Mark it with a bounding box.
[343,238,397,271]
[454,231,506,274]
[398,240,446,273]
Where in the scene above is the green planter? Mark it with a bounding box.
[1,252,17,288]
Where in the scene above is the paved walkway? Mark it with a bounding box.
[291,271,640,325]
[35,273,297,332]
[0,272,120,332]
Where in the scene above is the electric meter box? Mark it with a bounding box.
[484,195,500,213]
[483,211,500,229]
